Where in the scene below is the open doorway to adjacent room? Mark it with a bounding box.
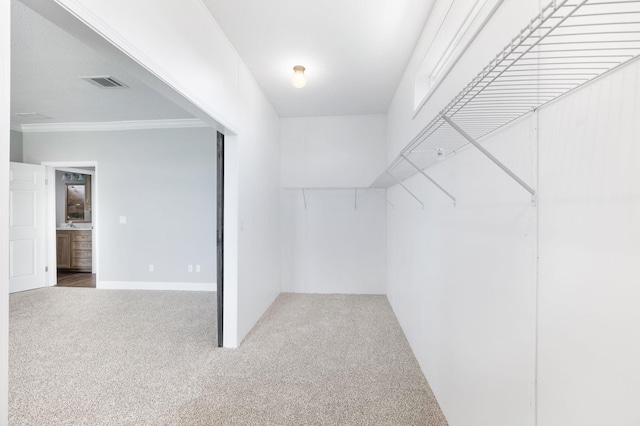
[9,0,228,346]
[43,162,98,288]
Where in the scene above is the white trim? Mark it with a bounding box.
[40,0,239,134]
[15,118,208,133]
[223,136,239,348]
[413,0,503,116]
[1,0,10,419]
[10,123,21,132]
[41,161,98,168]
[98,281,216,292]
[55,166,95,176]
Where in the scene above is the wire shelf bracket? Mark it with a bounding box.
[443,115,536,204]
[400,154,457,206]
[370,0,640,207]
[387,171,425,209]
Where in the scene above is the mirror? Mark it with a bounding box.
[66,183,91,222]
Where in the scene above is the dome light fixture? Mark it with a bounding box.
[291,65,307,88]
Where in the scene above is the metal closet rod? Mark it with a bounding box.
[282,186,370,190]
[282,186,391,210]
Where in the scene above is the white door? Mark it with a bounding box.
[9,162,47,293]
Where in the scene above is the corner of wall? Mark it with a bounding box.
[1,0,10,422]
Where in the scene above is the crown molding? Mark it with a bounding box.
[12,118,209,133]
[51,0,239,134]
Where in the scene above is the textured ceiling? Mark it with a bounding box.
[202,0,436,117]
[10,0,195,127]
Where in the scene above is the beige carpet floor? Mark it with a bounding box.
[9,288,448,425]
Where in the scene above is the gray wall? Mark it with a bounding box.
[23,127,217,285]
[10,130,23,162]
[56,170,65,225]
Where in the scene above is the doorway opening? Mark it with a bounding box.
[42,161,98,288]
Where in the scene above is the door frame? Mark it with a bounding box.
[216,132,224,347]
[42,161,99,287]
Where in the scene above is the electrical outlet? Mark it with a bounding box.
[149,264,154,272]
[195,265,201,273]
[188,265,193,273]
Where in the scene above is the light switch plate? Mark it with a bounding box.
[119,216,127,224]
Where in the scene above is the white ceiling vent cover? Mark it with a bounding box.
[81,75,128,89]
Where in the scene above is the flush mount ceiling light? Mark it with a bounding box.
[291,65,306,88]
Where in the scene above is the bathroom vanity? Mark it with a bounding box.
[56,229,92,272]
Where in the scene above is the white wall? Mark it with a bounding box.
[1,0,9,422]
[281,188,386,294]
[233,65,282,344]
[23,127,217,288]
[280,115,387,294]
[281,115,386,188]
[387,118,537,426]
[386,0,640,425]
[386,1,539,425]
[537,60,640,426]
[9,129,22,162]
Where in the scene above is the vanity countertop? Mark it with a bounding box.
[56,227,92,231]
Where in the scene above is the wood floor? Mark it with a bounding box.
[56,271,96,288]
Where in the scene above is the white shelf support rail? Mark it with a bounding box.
[400,154,457,206]
[443,116,536,203]
[370,0,640,200]
[386,171,425,209]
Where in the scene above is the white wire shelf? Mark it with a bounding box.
[371,0,640,200]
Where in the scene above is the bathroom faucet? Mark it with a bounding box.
[68,220,76,228]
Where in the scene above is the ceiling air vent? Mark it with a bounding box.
[81,75,128,89]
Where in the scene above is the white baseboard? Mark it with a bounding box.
[97,281,216,292]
